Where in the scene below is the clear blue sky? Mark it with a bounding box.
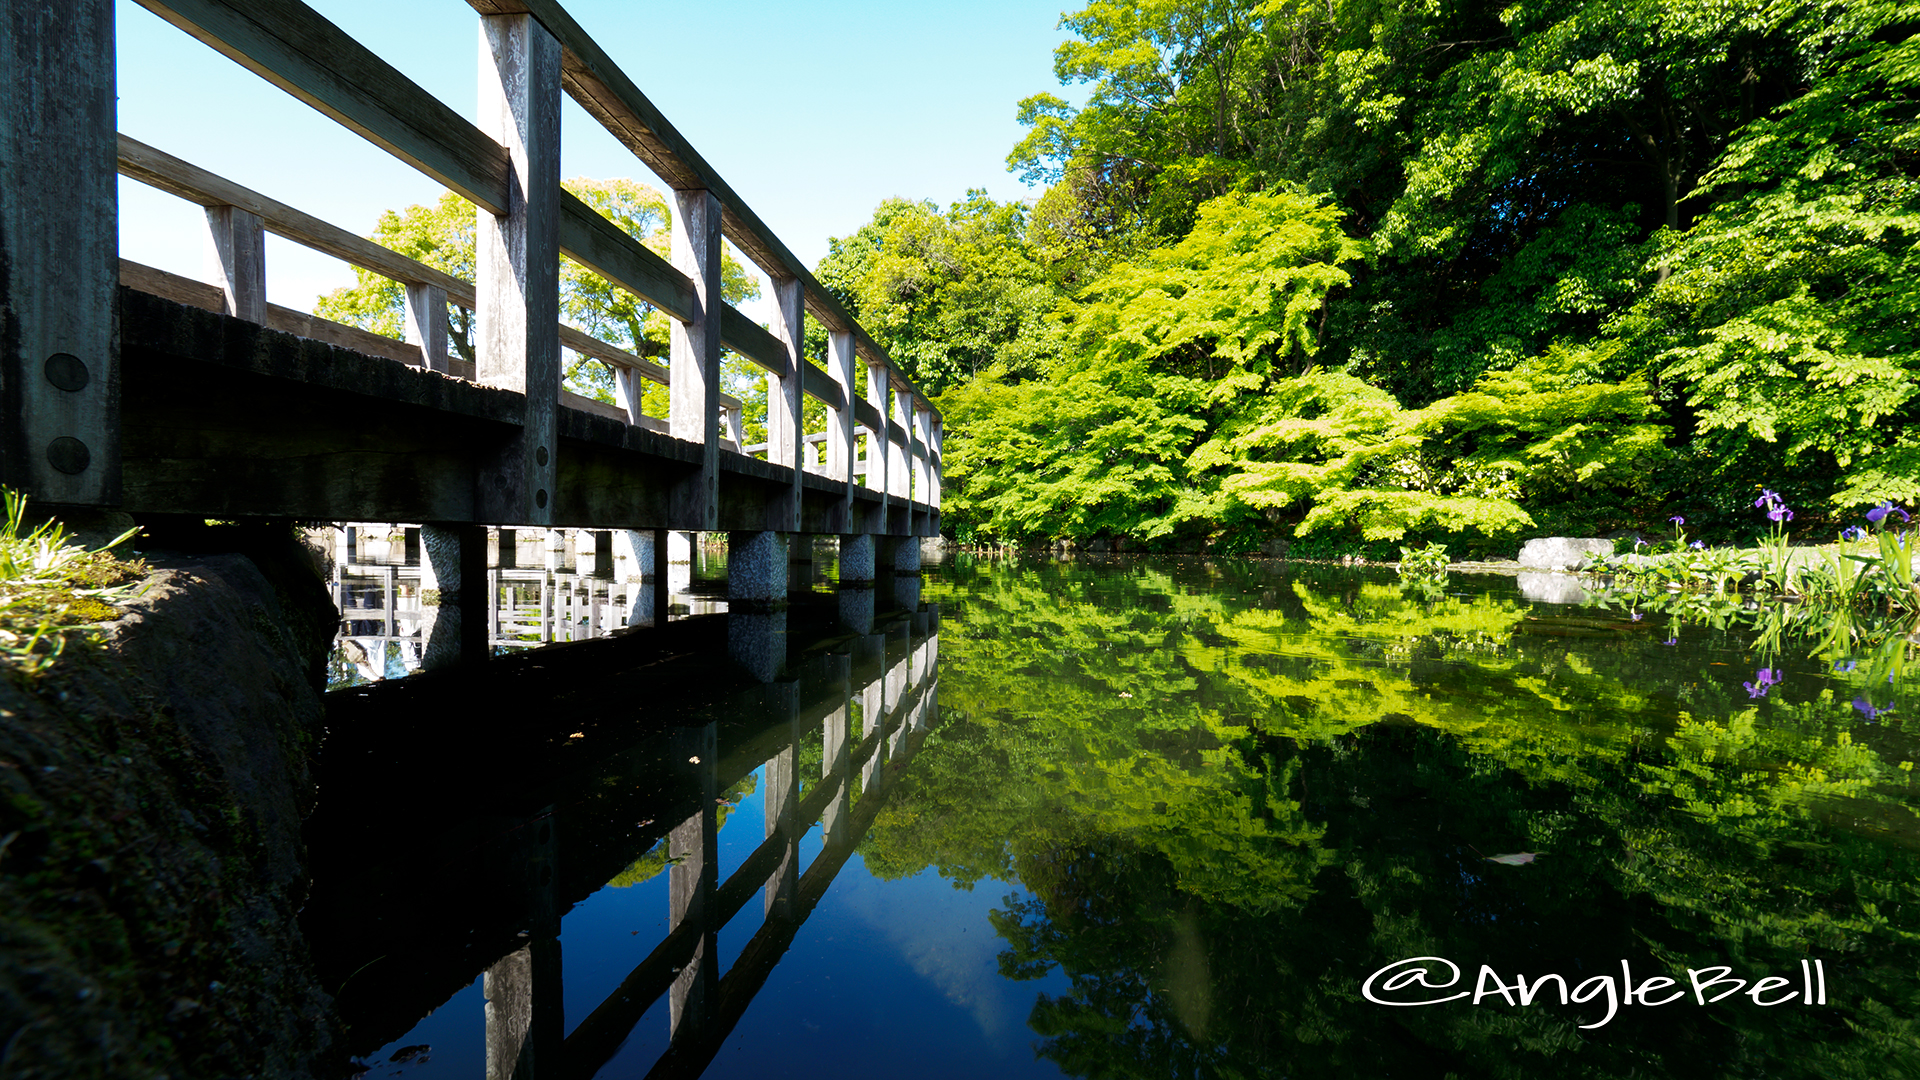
[114,0,1082,318]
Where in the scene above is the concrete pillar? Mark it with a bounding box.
[420,524,488,669]
[879,534,921,575]
[476,11,561,525]
[838,533,875,586]
[727,610,786,683]
[837,587,875,637]
[590,529,613,579]
[892,573,922,613]
[726,531,786,611]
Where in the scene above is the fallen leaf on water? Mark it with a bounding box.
[1485,852,1545,866]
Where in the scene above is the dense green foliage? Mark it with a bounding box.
[823,0,1920,550]
[861,557,1920,1078]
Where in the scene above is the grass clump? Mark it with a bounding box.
[0,489,145,675]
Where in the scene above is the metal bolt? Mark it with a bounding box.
[536,445,549,466]
[46,437,90,474]
[44,353,88,392]
[535,489,548,508]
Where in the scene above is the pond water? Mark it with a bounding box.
[313,554,1920,1079]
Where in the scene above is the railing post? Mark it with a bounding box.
[889,388,912,509]
[476,11,561,525]
[404,282,451,373]
[864,362,891,530]
[203,204,267,324]
[1,0,119,506]
[670,190,724,531]
[929,418,942,513]
[826,330,857,534]
[912,403,931,531]
[613,366,646,427]
[767,275,804,532]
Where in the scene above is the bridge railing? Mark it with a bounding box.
[5,0,940,534]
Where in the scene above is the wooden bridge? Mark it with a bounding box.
[4,0,943,663]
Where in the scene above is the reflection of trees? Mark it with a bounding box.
[861,559,1920,1078]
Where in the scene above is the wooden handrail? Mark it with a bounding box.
[117,0,942,531]
[131,0,512,214]
[459,0,940,422]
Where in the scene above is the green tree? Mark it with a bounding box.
[815,191,1068,396]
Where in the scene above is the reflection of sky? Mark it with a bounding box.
[703,857,1071,1079]
[358,769,1070,1079]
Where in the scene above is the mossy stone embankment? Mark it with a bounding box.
[0,527,340,1079]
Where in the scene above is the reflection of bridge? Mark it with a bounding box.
[8,0,940,668]
[304,601,941,1078]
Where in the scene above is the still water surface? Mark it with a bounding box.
[321,555,1920,1079]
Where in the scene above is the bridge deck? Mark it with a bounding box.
[120,288,933,535]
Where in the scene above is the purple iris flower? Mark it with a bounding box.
[1834,660,1858,673]
[1853,697,1885,720]
[1768,506,1794,523]
[1755,490,1782,510]
[1842,525,1868,541]
[1689,540,1705,550]
[1663,637,1678,646]
[1744,667,1782,698]
[1670,515,1686,525]
[1867,502,1911,525]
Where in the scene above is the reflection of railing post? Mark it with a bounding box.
[763,682,802,922]
[483,809,560,1080]
[669,723,718,1039]
[822,700,852,845]
[860,671,885,791]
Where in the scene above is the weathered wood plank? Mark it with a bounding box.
[3,0,120,504]
[119,134,479,305]
[475,11,562,524]
[766,275,804,531]
[557,189,693,323]
[119,258,433,368]
[202,204,266,323]
[132,0,510,214]
[825,332,856,532]
[404,283,450,372]
[720,304,789,379]
[801,362,845,413]
[670,190,724,531]
[851,398,884,439]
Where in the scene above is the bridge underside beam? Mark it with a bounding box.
[115,289,939,535]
